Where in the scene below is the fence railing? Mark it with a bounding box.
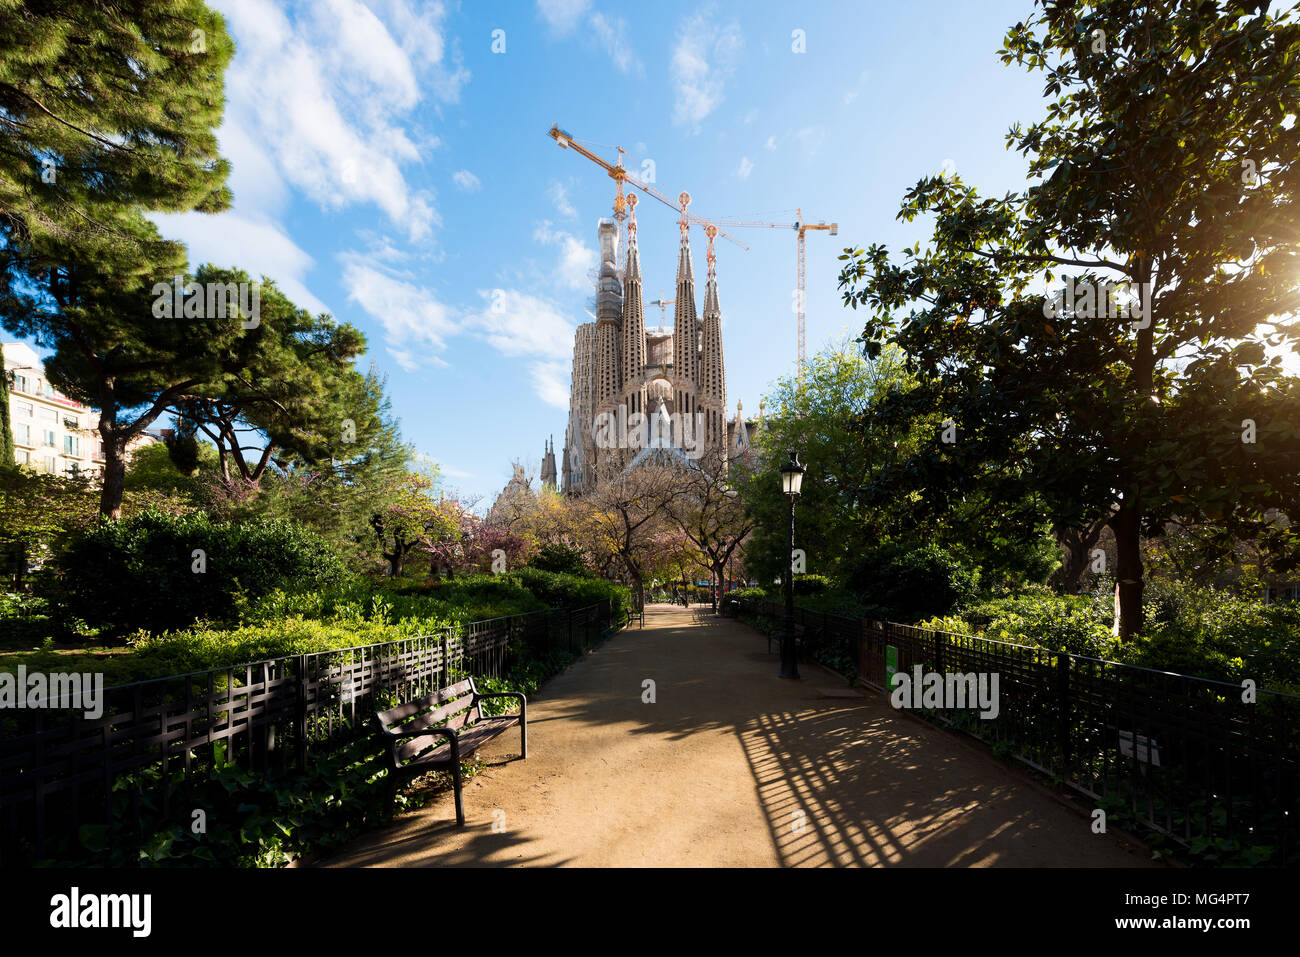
[0,599,616,865]
[732,597,1300,865]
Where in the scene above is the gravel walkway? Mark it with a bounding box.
[317,604,1156,868]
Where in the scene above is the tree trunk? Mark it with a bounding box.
[1110,504,1144,640]
[1050,518,1108,592]
[99,433,128,520]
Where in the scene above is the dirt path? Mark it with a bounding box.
[317,605,1156,868]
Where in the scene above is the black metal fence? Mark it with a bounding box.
[0,600,614,865]
[734,597,1300,865]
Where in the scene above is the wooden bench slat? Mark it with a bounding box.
[374,676,527,827]
[377,679,475,727]
[395,715,520,764]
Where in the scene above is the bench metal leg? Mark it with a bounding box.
[451,760,466,827]
[520,719,528,759]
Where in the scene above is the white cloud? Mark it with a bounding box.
[530,360,571,408]
[764,135,778,151]
[795,125,826,157]
[671,7,743,132]
[453,169,482,191]
[150,210,329,315]
[340,257,459,370]
[548,181,578,218]
[537,0,591,34]
[538,2,641,75]
[216,0,462,243]
[464,288,575,405]
[465,289,575,361]
[844,69,869,105]
[736,156,754,180]
[590,12,643,75]
[535,221,595,291]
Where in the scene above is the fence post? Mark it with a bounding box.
[1056,652,1071,775]
[440,633,449,688]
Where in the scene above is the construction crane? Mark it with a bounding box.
[547,125,747,269]
[647,293,674,332]
[702,210,838,379]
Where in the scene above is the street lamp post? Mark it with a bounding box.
[779,452,805,679]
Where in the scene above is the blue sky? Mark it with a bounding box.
[139,0,1054,505]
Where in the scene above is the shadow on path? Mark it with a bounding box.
[317,604,1155,867]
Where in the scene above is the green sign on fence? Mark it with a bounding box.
[885,645,899,691]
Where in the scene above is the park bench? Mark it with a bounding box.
[628,603,643,628]
[373,677,526,826]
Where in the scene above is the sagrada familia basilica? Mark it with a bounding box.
[540,194,757,495]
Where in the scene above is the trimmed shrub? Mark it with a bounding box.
[933,590,1116,657]
[510,567,630,624]
[845,541,980,621]
[527,541,592,577]
[42,510,346,637]
[793,573,832,595]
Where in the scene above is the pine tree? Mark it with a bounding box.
[0,363,14,467]
[0,0,233,267]
[0,0,236,516]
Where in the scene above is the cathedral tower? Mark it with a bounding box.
[620,194,648,416]
[671,193,699,434]
[699,224,727,457]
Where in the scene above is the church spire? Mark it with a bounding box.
[672,192,699,418]
[621,194,647,399]
[699,223,726,454]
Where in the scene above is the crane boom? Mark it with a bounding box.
[550,125,844,378]
[548,125,748,252]
[695,208,839,380]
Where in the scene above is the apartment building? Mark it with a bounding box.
[3,342,159,477]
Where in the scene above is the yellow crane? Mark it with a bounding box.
[703,211,838,379]
[547,125,747,271]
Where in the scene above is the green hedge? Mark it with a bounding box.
[921,581,1300,691]
[508,568,630,625]
[41,511,347,638]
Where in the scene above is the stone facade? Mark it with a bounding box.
[559,211,752,494]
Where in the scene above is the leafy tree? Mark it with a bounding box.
[667,446,756,612]
[213,373,411,573]
[578,461,683,610]
[737,340,922,588]
[176,268,367,485]
[370,470,452,578]
[0,365,13,466]
[3,231,232,518]
[840,0,1300,637]
[0,0,233,266]
[163,412,202,476]
[0,0,236,518]
[124,438,217,501]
